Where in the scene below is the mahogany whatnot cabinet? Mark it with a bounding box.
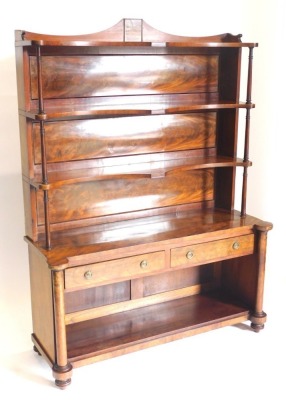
[15,19,272,388]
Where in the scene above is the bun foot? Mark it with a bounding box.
[250,311,267,332]
[33,345,41,356]
[53,362,73,388]
[55,378,71,389]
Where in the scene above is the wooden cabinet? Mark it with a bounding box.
[15,19,272,388]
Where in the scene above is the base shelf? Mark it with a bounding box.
[66,293,250,364]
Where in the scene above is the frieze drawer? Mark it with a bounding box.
[171,234,255,268]
[65,251,165,289]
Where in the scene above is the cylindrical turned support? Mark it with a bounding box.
[36,45,51,248]
[250,225,272,332]
[40,120,51,249]
[241,109,250,217]
[36,46,44,114]
[241,47,254,217]
[52,270,72,388]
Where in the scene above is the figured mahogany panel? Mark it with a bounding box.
[142,264,214,296]
[30,54,218,99]
[37,169,214,225]
[65,281,130,313]
[32,113,216,164]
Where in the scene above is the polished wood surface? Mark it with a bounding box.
[32,113,217,163]
[15,19,256,47]
[28,245,55,362]
[65,251,166,289]
[36,170,214,225]
[15,19,271,387]
[170,234,254,268]
[66,293,249,361]
[30,54,219,99]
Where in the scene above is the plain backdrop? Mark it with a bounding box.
[0,0,285,398]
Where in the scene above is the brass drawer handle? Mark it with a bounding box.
[140,260,148,269]
[232,241,240,250]
[84,270,93,280]
[186,251,194,260]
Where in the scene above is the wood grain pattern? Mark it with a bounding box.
[30,55,219,99]
[171,234,254,268]
[34,210,264,268]
[28,245,55,362]
[65,251,165,289]
[65,284,219,324]
[142,264,214,296]
[37,170,214,224]
[15,20,271,386]
[65,281,130,314]
[17,19,256,47]
[66,293,249,360]
[32,113,217,164]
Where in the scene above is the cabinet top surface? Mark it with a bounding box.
[26,209,272,269]
[15,18,258,48]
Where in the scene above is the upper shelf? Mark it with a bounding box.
[15,19,258,48]
[21,101,255,121]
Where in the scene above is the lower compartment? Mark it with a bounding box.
[66,292,250,364]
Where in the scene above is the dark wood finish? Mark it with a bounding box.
[28,245,55,362]
[15,19,272,387]
[66,294,249,361]
[29,54,219,99]
[65,281,131,313]
[32,113,217,164]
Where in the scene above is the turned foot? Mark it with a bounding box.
[250,311,267,332]
[55,378,72,389]
[33,345,41,356]
[53,362,73,389]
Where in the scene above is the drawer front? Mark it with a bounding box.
[171,234,254,268]
[65,251,165,289]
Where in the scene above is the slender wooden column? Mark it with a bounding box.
[52,270,73,388]
[250,224,272,332]
[36,45,51,248]
[241,47,254,217]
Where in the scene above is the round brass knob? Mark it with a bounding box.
[186,251,194,260]
[140,260,148,269]
[84,270,93,280]
[232,241,240,250]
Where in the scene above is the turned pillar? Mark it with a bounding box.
[52,270,73,388]
[250,223,273,332]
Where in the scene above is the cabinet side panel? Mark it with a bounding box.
[18,116,32,178]
[220,254,258,308]
[215,109,239,210]
[28,246,55,362]
[22,181,38,240]
[15,46,31,111]
[219,48,241,102]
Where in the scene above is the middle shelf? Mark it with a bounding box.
[30,155,251,190]
[22,100,254,121]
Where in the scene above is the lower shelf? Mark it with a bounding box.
[67,293,250,364]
